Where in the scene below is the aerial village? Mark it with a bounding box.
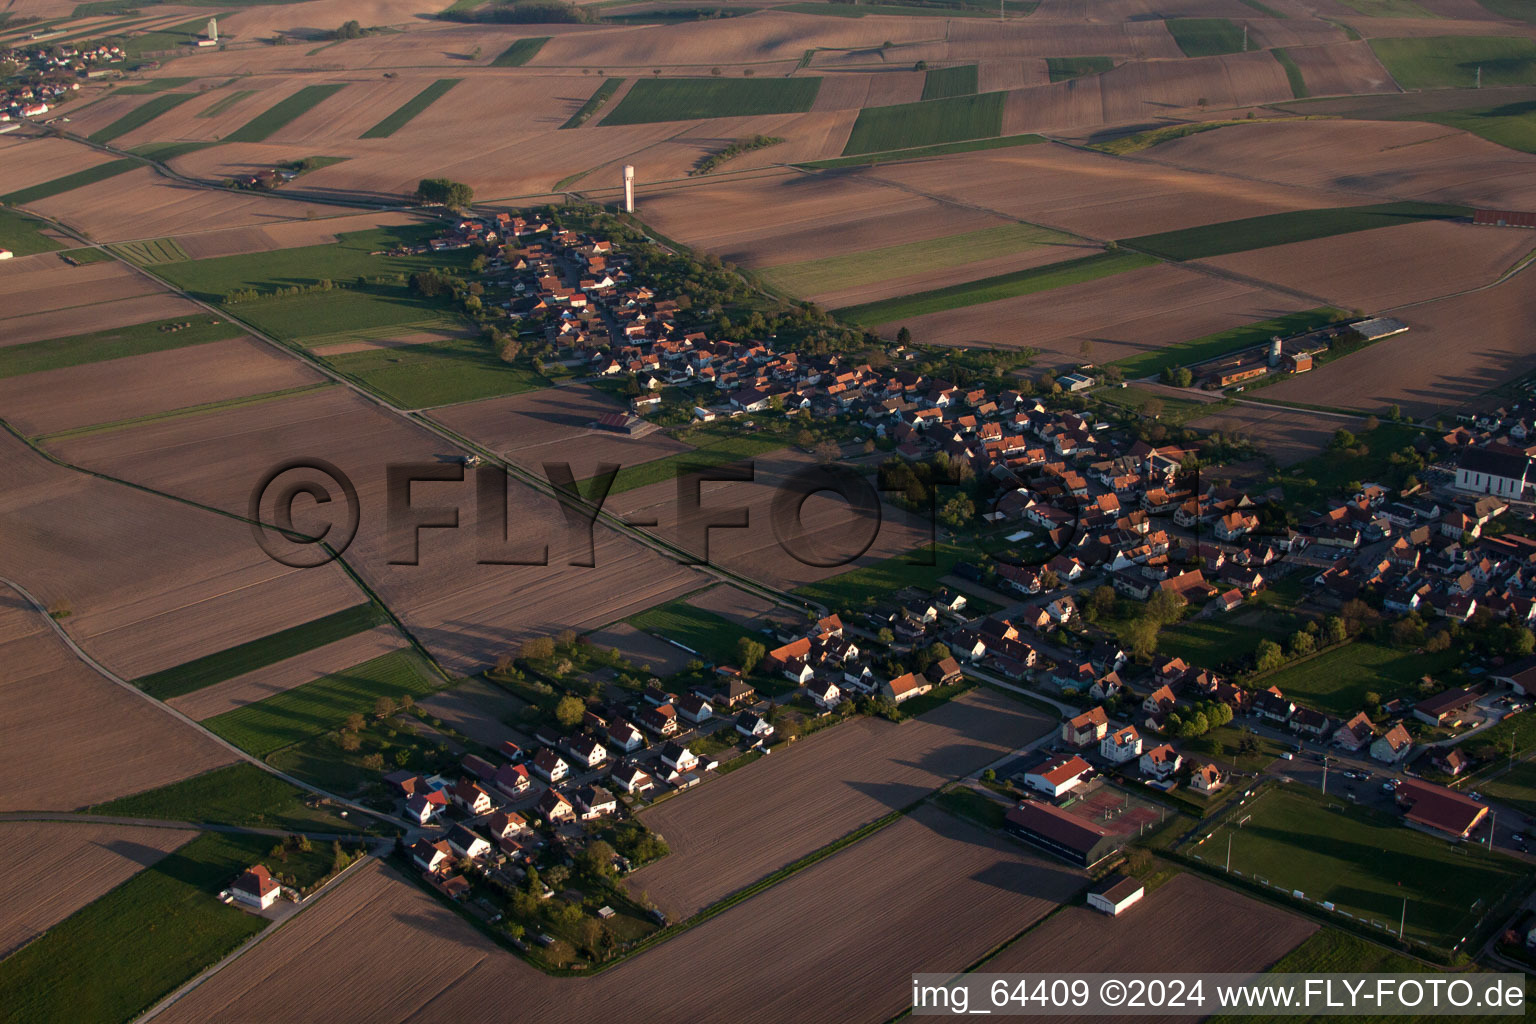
[350,210,1536,948]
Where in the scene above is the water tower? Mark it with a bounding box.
[623,165,635,213]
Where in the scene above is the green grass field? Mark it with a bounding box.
[224,83,348,143]
[197,88,255,118]
[0,207,65,257]
[204,649,441,757]
[1158,602,1307,668]
[1166,18,1247,57]
[1120,201,1471,261]
[1046,56,1115,82]
[491,35,549,67]
[88,91,194,143]
[1477,0,1536,22]
[796,132,1044,168]
[361,78,461,138]
[1480,758,1536,817]
[1090,119,1257,155]
[598,420,788,494]
[0,832,296,1024]
[122,17,208,56]
[109,236,190,266]
[1274,420,1426,513]
[1255,640,1461,716]
[834,250,1154,326]
[0,316,242,380]
[1371,36,1536,90]
[60,246,115,264]
[1272,48,1309,99]
[921,64,978,99]
[1187,785,1525,948]
[86,763,361,832]
[1112,307,1345,378]
[1,159,139,206]
[135,603,386,700]
[794,540,970,610]
[1415,98,1536,154]
[1235,0,1286,16]
[1091,386,1214,426]
[628,599,757,664]
[842,91,1005,155]
[561,77,624,128]
[152,223,472,344]
[775,1,1033,16]
[602,77,822,125]
[324,334,547,408]
[759,221,1081,297]
[1337,0,1439,17]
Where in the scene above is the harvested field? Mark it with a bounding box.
[0,335,326,437]
[985,873,1316,991]
[1203,219,1536,311]
[0,135,119,196]
[168,625,409,721]
[638,168,1010,266]
[683,583,795,631]
[0,820,198,957]
[852,141,1355,241]
[1147,117,1536,210]
[1255,268,1536,416]
[309,326,478,357]
[154,806,1082,1024]
[997,51,1297,135]
[0,258,165,325]
[429,385,694,482]
[628,686,1053,917]
[0,431,366,680]
[1187,404,1342,464]
[169,211,425,261]
[808,70,925,112]
[23,167,341,244]
[0,589,237,810]
[605,448,936,590]
[1279,40,1397,96]
[0,293,207,348]
[873,260,1308,364]
[586,621,694,676]
[415,677,533,752]
[981,58,1052,92]
[46,386,706,675]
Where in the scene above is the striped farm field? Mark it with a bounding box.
[491,36,548,67]
[111,237,190,266]
[602,77,822,125]
[921,64,978,100]
[842,91,1005,155]
[1,159,138,206]
[1120,201,1472,261]
[88,92,195,144]
[224,84,348,144]
[196,89,255,118]
[361,78,461,138]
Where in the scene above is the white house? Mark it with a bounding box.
[1139,743,1182,780]
[230,865,279,910]
[410,840,452,874]
[1023,753,1092,798]
[1456,448,1530,498]
[660,741,699,773]
[1370,722,1413,765]
[492,763,531,799]
[736,710,774,739]
[606,721,644,753]
[1100,726,1142,764]
[808,677,842,709]
[611,764,655,794]
[446,825,492,861]
[532,748,569,782]
[1189,763,1224,794]
[450,779,493,816]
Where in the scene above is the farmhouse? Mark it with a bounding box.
[1412,687,1478,727]
[1022,753,1092,798]
[1395,780,1488,840]
[230,865,280,911]
[1005,801,1122,868]
[1087,874,1145,916]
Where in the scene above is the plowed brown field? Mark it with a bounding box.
[0,821,198,956]
[1281,40,1396,97]
[0,135,118,193]
[627,687,1054,917]
[0,294,206,349]
[0,589,237,809]
[0,336,328,437]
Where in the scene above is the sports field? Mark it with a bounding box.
[203,649,441,757]
[842,91,1005,155]
[759,221,1079,298]
[224,84,348,144]
[1121,202,1472,261]
[1371,36,1536,91]
[1183,785,1524,948]
[361,79,461,139]
[834,250,1154,325]
[602,78,822,125]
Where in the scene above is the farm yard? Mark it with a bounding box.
[626,687,1053,918]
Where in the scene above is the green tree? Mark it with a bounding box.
[736,637,766,674]
[1253,639,1284,673]
[1127,617,1159,661]
[374,695,397,719]
[1322,615,1347,646]
[895,326,912,346]
[554,695,585,729]
[415,178,473,209]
